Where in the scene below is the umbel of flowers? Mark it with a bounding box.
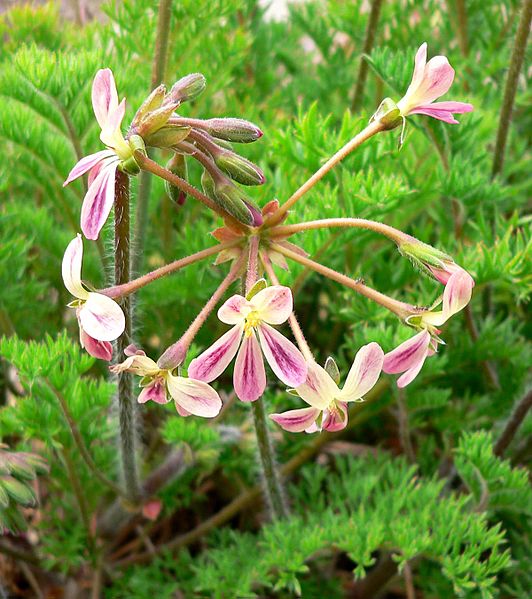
[61,43,474,512]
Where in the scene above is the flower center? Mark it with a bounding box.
[243,311,261,337]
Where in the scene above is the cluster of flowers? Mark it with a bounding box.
[62,44,474,433]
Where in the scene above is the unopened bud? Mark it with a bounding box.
[371,98,402,130]
[203,118,263,143]
[1,475,35,505]
[215,151,265,186]
[202,171,262,226]
[164,153,188,205]
[132,84,166,127]
[137,103,179,139]
[147,125,191,149]
[157,342,187,371]
[167,73,206,104]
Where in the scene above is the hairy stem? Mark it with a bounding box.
[271,242,416,319]
[100,239,241,299]
[114,170,142,504]
[351,0,385,110]
[492,0,532,178]
[266,120,385,226]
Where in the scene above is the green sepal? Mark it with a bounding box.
[147,125,191,149]
[246,278,267,300]
[324,356,341,385]
[371,97,402,130]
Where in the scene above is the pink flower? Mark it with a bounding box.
[270,343,384,433]
[111,346,222,418]
[397,43,473,124]
[188,286,307,402]
[63,69,133,240]
[62,235,125,361]
[383,330,437,388]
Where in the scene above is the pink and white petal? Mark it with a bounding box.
[80,161,117,240]
[79,327,113,361]
[408,106,460,124]
[79,292,125,341]
[175,404,192,417]
[322,401,348,432]
[383,330,431,374]
[251,286,293,325]
[217,295,249,324]
[188,325,243,383]
[420,101,473,113]
[234,333,266,402]
[270,407,320,433]
[124,344,146,357]
[100,99,127,147]
[442,269,474,319]
[415,56,455,104]
[405,42,427,97]
[138,380,168,404]
[92,68,119,129]
[396,353,428,387]
[295,361,338,410]
[62,234,89,299]
[63,150,114,186]
[257,323,307,387]
[339,342,384,402]
[166,375,222,418]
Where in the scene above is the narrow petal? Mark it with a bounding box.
[218,295,249,324]
[251,286,293,325]
[138,379,168,404]
[100,99,127,148]
[79,328,113,361]
[92,68,119,130]
[166,375,222,418]
[270,407,320,433]
[383,330,431,375]
[80,161,118,240]
[63,150,114,186]
[257,323,307,387]
[295,361,339,410]
[442,269,474,319]
[408,107,460,124]
[418,101,473,113]
[411,43,427,90]
[234,333,266,402]
[322,401,348,432]
[339,342,384,402]
[188,325,243,383]
[397,356,427,387]
[62,234,89,299]
[79,292,125,341]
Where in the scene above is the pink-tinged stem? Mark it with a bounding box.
[245,236,261,293]
[261,252,314,362]
[266,120,386,226]
[271,242,416,320]
[270,218,408,245]
[158,252,245,369]
[100,240,241,299]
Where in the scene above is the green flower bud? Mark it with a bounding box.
[1,476,35,505]
[215,151,265,186]
[147,125,191,149]
[167,73,206,104]
[203,118,263,143]
[399,237,453,280]
[164,153,188,205]
[132,84,166,127]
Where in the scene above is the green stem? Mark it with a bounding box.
[114,170,142,504]
[132,0,174,276]
[351,0,385,111]
[492,0,532,178]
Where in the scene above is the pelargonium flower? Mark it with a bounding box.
[62,235,125,361]
[270,343,384,433]
[397,42,473,124]
[111,346,222,418]
[188,285,307,402]
[63,69,134,240]
[384,268,474,387]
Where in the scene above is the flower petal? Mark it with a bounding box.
[257,323,307,387]
[166,375,222,417]
[78,292,125,341]
[415,55,455,105]
[79,328,113,361]
[62,234,89,299]
[138,379,168,404]
[383,330,431,375]
[295,361,338,410]
[251,286,293,325]
[322,401,348,432]
[423,269,474,326]
[80,160,118,240]
[397,356,427,387]
[110,353,159,376]
[188,325,243,383]
[92,68,119,130]
[217,295,249,324]
[100,98,127,148]
[411,43,427,91]
[270,407,320,433]
[63,150,115,186]
[338,342,384,402]
[233,333,266,402]
[408,106,460,124]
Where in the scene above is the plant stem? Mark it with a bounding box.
[271,242,416,320]
[114,170,142,504]
[266,120,385,226]
[492,0,531,178]
[351,0,385,110]
[270,217,407,245]
[132,0,174,276]
[494,389,532,457]
[245,237,289,519]
[100,239,241,298]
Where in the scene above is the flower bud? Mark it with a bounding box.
[136,103,179,139]
[215,151,265,186]
[1,475,35,505]
[203,118,263,143]
[166,73,206,104]
[146,125,191,149]
[371,97,402,130]
[132,84,166,127]
[164,153,188,205]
